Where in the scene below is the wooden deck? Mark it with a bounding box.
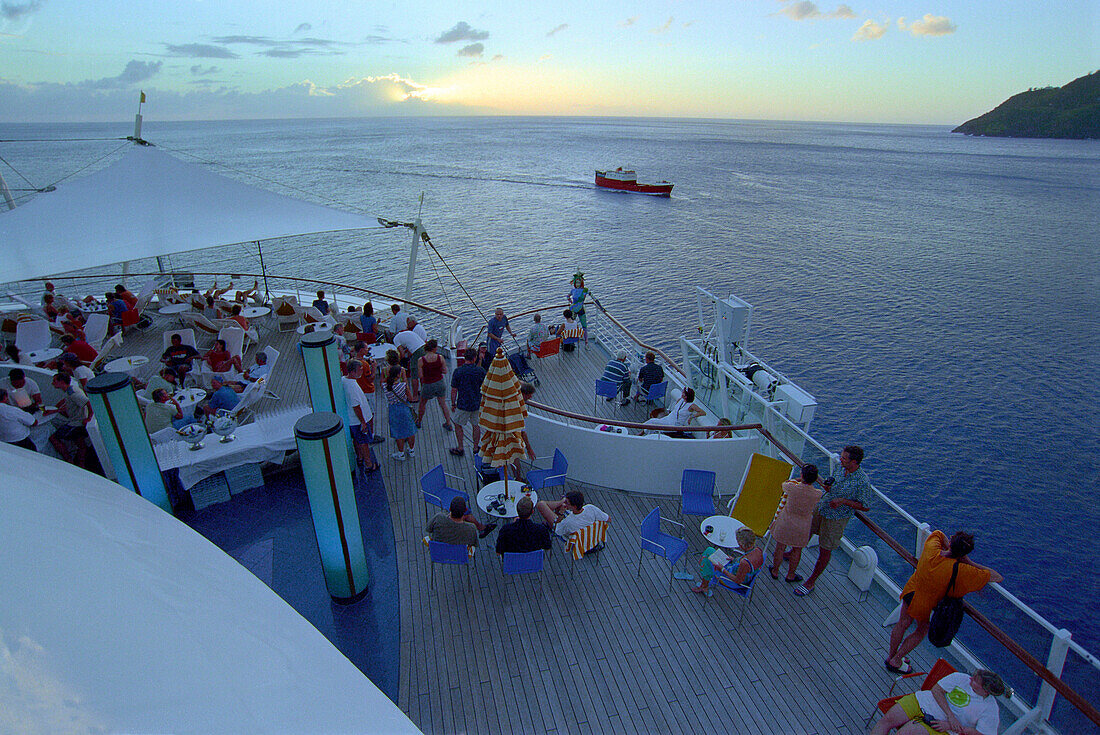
[123,314,939,735]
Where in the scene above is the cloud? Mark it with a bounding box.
[0,72,481,123]
[619,16,638,28]
[208,34,354,57]
[434,21,489,44]
[904,13,956,36]
[163,43,239,59]
[79,60,162,89]
[1,0,42,22]
[491,54,504,61]
[294,22,311,34]
[778,2,857,20]
[190,65,220,75]
[852,19,887,41]
[457,43,483,58]
[547,23,568,37]
[650,17,673,34]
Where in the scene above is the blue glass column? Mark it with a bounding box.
[294,412,369,603]
[300,330,353,464]
[86,372,172,512]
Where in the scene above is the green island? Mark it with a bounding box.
[953,70,1099,140]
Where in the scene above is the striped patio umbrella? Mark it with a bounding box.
[479,347,528,497]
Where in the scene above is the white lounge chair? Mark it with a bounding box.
[15,319,51,354]
[84,313,110,351]
[198,326,246,388]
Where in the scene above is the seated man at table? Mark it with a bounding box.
[600,350,633,406]
[146,366,180,398]
[496,496,552,555]
[0,369,43,414]
[105,293,129,334]
[0,388,37,451]
[242,351,271,383]
[161,333,200,383]
[203,338,242,374]
[228,304,249,330]
[526,313,550,356]
[635,351,665,401]
[144,388,189,433]
[427,496,497,544]
[60,356,94,396]
[691,527,763,596]
[202,377,239,416]
[535,490,608,540]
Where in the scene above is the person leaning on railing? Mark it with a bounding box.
[885,530,1003,675]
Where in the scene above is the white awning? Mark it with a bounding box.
[0,144,376,282]
[0,444,421,733]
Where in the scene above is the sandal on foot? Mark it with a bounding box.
[785,574,803,584]
[449,448,465,456]
[443,423,453,431]
[884,659,913,675]
[793,584,814,597]
[769,569,780,580]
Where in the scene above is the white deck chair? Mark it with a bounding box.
[89,332,123,372]
[214,317,259,349]
[255,345,281,400]
[229,376,266,425]
[199,326,246,387]
[181,312,221,347]
[134,388,153,407]
[271,295,300,332]
[15,319,51,354]
[149,426,178,445]
[162,328,197,351]
[84,313,110,351]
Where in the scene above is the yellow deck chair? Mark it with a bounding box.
[726,453,794,539]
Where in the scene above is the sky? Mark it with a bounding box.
[0,0,1096,125]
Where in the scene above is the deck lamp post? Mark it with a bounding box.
[300,329,354,465]
[294,412,370,603]
[86,372,172,513]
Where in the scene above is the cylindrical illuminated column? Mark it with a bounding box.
[300,330,353,464]
[86,372,172,512]
[294,412,369,603]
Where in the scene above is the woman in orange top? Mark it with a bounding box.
[885,530,1002,673]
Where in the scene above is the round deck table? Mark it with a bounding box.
[297,322,332,335]
[105,355,149,375]
[477,481,538,519]
[26,347,62,365]
[700,515,746,549]
[241,306,270,319]
[173,387,208,412]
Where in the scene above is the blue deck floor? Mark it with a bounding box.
[179,464,401,702]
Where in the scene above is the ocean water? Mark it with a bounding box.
[3,117,1098,698]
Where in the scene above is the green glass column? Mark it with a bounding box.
[294,412,369,603]
[300,330,354,465]
[86,372,172,512]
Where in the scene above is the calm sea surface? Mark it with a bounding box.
[3,117,1098,683]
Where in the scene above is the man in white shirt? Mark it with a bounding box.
[0,369,42,413]
[0,388,37,450]
[535,490,609,539]
[342,360,378,471]
[386,304,404,340]
[393,326,427,401]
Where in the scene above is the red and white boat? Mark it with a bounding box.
[594,167,673,197]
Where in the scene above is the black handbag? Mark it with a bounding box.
[928,561,964,647]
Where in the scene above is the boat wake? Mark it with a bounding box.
[346,167,590,190]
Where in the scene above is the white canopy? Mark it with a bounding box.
[0,444,420,734]
[0,144,376,283]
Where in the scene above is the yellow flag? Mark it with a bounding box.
[139,91,146,103]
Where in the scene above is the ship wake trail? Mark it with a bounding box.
[349,168,590,190]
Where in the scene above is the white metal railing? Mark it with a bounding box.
[676,329,1099,734]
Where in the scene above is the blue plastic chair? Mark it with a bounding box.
[502,550,544,576]
[420,465,470,523]
[473,453,503,486]
[429,540,473,588]
[526,449,568,493]
[594,378,620,412]
[644,380,668,409]
[705,562,762,627]
[638,507,688,594]
[679,468,717,530]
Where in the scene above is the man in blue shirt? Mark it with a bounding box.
[486,308,516,358]
[793,445,872,596]
[449,348,486,456]
[312,290,330,316]
[204,377,240,416]
[601,350,632,405]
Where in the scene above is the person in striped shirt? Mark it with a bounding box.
[600,350,632,406]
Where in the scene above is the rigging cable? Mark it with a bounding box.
[0,136,128,143]
[45,140,132,189]
[0,154,41,191]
